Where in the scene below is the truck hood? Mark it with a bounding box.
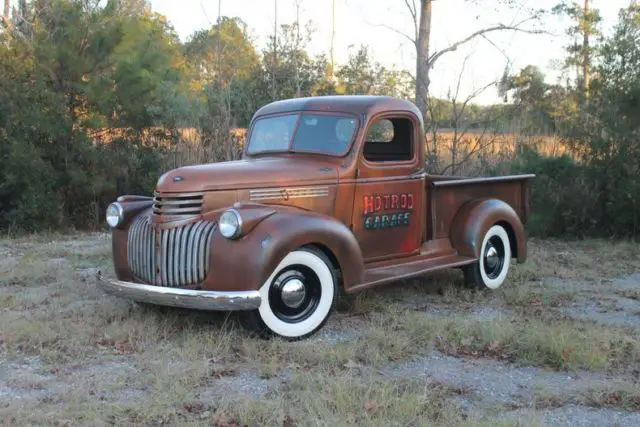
[155,156,339,193]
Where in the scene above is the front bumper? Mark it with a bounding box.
[96,271,261,311]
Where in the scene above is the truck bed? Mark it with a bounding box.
[425,174,535,241]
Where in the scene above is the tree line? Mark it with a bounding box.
[0,0,639,238]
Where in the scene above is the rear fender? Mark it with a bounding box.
[203,208,365,292]
[449,198,527,263]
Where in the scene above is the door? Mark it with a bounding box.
[351,113,425,262]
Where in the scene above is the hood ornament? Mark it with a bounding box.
[173,176,184,182]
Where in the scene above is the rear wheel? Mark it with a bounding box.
[463,224,512,290]
[239,246,339,340]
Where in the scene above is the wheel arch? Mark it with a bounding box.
[204,209,365,292]
[303,242,343,284]
[495,219,518,260]
[450,198,527,263]
[256,213,365,290]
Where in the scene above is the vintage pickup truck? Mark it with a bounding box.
[98,95,534,340]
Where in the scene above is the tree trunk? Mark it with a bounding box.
[294,0,302,97]
[581,0,590,102]
[415,0,432,126]
[271,0,278,100]
[2,0,9,29]
[329,0,335,79]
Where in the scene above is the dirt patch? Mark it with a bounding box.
[0,354,145,406]
[196,371,284,401]
[515,273,640,327]
[501,405,640,427]
[563,294,640,327]
[379,350,613,406]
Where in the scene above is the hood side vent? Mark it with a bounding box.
[153,191,204,216]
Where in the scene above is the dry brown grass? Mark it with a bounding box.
[532,382,640,412]
[87,125,571,176]
[427,130,570,157]
[0,233,638,424]
[425,130,572,176]
[87,126,247,168]
[361,308,639,372]
[211,374,475,427]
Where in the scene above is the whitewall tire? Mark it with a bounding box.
[240,246,339,340]
[463,224,512,290]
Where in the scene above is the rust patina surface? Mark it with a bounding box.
[100,95,535,338]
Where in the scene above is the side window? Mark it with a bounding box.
[363,118,414,162]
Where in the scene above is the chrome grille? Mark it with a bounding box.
[153,192,203,216]
[127,216,216,287]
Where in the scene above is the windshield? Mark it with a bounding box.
[246,113,358,156]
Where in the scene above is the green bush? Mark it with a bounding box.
[490,145,639,238]
[489,146,595,237]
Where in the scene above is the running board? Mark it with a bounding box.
[346,255,477,294]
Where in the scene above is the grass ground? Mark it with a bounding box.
[0,233,639,426]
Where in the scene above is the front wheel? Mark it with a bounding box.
[463,224,512,290]
[239,246,339,340]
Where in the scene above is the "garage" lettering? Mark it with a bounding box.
[364,212,411,230]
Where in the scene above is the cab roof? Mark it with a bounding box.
[252,95,423,125]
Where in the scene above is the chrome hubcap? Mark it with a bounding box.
[269,267,321,324]
[483,236,506,280]
[485,245,499,269]
[281,279,306,308]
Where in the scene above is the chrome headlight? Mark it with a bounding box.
[106,202,124,228]
[219,209,243,239]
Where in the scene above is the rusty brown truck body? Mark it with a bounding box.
[99,95,534,339]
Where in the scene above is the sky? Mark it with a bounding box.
[146,0,630,104]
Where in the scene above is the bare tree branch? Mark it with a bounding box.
[350,0,418,47]
[429,18,548,67]
[403,0,418,42]
[439,116,496,176]
[451,55,470,106]
[368,21,417,47]
[439,131,496,175]
[359,0,548,127]
[403,0,416,21]
[439,54,501,176]
[464,81,498,105]
[200,1,214,27]
[479,33,511,62]
[447,57,473,175]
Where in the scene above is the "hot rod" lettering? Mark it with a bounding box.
[363,193,414,215]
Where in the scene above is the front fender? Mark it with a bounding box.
[202,209,365,292]
[113,196,153,230]
[449,198,527,263]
